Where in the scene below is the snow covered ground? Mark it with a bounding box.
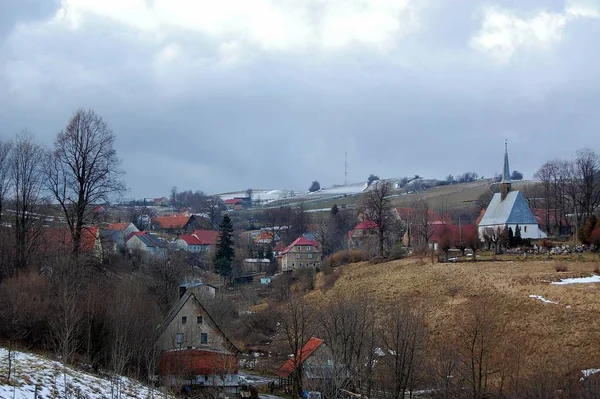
[529,295,558,304]
[551,275,600,285]
[0,348,166,399]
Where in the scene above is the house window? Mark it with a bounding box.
[201,333,208,344]
[306,246,311,251]
[307,253,313,259]
[297,246,301,251]
[296,254,301,259]
[197,316,203,324]
[299,262,303,267]
[292,263,295,267]
[524,226,528,232]
[181,316,187,324]
[176,333,184,345]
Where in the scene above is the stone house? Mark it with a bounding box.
[279,236,321,272]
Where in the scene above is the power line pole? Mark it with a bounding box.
[344,151,348,185]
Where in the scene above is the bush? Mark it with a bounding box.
[294,267,316,291]
[555,264,568,272]
[369,256,386,265]
[324,250,369,268]
[389,243,408,260]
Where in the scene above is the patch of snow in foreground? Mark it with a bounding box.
[580,369,600,381]
[551,275,600,285]
[529,295,558,304]
[0,348,166,399]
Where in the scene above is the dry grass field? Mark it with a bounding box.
[308,257,600,373]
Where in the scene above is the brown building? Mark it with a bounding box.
[157,287,240,391]
[279,236,321,272]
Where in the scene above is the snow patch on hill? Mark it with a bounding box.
[0,348,165,399]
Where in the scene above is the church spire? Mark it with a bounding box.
[501,140,511,200]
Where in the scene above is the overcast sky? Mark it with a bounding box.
[1,0,599,198]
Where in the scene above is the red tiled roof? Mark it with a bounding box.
[39,226,99,253]
[531,208,569,227]
[254,231,273,243]
[278,337,324,378]
[152,215,192,229]
[192,230,219,245]
[281,236,319,255]
[106,222,131,231]
[159,349,238,376]
[224,198,243,205]
[179,234,202,245]
[273,241,287,251]
[348,220,378,239]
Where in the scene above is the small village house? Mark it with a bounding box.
[39,226,103,260]
[158,286,240,392]
[347,219,378,250]
[125,231,166,259]
[279,236,321,272]
[278,337,343,396]
[242,258,271,274]
[478,144,547,240]
[100,222,140,256]
[224,197,251,211]
[151,214,204,233]
[176,230,219,253]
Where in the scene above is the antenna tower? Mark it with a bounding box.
[344,151,348,185]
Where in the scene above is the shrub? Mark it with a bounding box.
[369,256,386,265]
[322,269,343,292]
[389,243,408,260]
[294,267,316,291]
[324,250,369,268]
[555,264,568,272]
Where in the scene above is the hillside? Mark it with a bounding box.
[307,257,600,373]
[0,348,163,399]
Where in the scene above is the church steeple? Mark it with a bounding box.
[501,140,511,200]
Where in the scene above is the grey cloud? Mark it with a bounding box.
[1,0,599,198]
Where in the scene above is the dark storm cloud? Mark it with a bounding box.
[0,0,599,198]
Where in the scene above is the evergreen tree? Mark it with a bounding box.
[215,214,234,276]
[508,227,514,247]
[330,204,339,216]
[514,224,522,245]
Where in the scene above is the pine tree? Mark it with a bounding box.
[514,224,522,245]
[508,227,514,247]
[215,214,234,276]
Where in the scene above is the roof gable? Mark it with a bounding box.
[158,292,240,352]
[152,215,195,229]
[192,230,219,245]
[278,337,324,377]
[479,191,537,227]
[281,236,320,255]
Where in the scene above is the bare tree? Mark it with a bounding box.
[45,109,125,257]
[204,195,226,229]
[359,181,395,257]
[276,291,315,399]
[0,139,12,223]
[412,199,435,250]
[263,206,293,248]
[11,131,45,271]
[379,303,427,399]
[318,293,377,398]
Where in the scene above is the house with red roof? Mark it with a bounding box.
[151,214,202,233]
[157,286,240,391]
[347,219,378,250]
[224,197,251,211]
[176,230,219,253]
[38,226,102,259]
[279,236,321,272]
[277,337,341,393]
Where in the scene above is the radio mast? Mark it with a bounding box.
[344,151,348,185]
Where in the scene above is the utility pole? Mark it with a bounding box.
[344,151,348,185]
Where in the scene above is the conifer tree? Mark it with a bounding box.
[215,214,234,276]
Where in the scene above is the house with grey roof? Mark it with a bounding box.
[478,144,547,240]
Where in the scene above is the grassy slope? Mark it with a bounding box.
[307,257,600,371]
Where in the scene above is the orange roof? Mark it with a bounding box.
[152,215,192,229]
[254,231,273,243]
[278,337,324,378]
[39,226,99,254]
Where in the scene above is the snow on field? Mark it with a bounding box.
[315,182,367,195]
[551,275,600,285]
[0,348,165,399]
[529,295,558,304]
[581,369,600,381]
[218,189,298,204]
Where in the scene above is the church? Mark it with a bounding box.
[478,144,547,240]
